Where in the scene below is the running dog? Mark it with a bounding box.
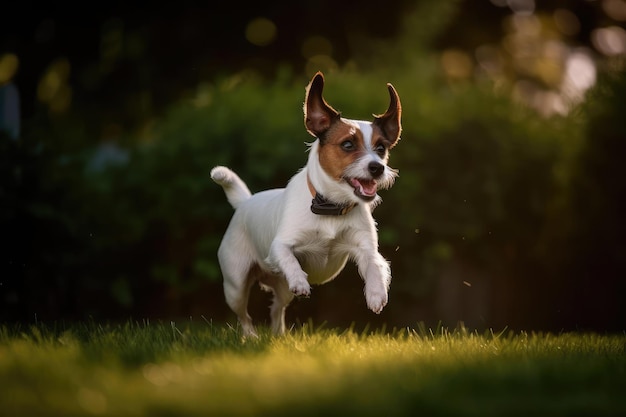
[211,71,402,336]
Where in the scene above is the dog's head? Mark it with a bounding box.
[303,71,402,205]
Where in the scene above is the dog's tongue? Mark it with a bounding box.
[350,178,377,197]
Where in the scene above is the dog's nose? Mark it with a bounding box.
[368,161,385,178]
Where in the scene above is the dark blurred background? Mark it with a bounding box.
[1,0,625,332]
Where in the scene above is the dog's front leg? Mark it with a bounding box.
[266,239,311,297]
[353,243,391,314]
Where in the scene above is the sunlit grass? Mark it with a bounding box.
[0,321,624,416]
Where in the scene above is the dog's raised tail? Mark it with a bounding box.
[210,166,252,209]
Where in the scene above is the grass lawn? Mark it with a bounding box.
[0,320,624,416]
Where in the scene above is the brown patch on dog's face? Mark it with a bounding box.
[318,120,365,181]
[303,71,402,197]
[368,123,394,164]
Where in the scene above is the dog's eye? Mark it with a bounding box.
[341,140,355,152]
[375,143,387,156]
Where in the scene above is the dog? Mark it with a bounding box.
[211,71,402,337]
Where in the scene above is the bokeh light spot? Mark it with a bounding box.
[553,9,580,36]
[37,58,72,113]
[602,0,626,21]
[441,49,473,80]
[0,53,19,84]
[507,0,535,16]
[591,26,626,56]
[301,36,333,59]
[562,51,596,100]
[245,17,277,47]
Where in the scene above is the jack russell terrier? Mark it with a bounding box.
[211,71,402,337]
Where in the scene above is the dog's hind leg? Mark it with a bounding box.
[260,273,295,335]
[220,254,258,338]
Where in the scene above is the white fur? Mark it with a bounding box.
[211,75,400,337]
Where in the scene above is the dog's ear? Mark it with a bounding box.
[303,71,341,138]
[373,83,402,148]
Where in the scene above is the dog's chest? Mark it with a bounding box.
[292,223,355,283]
[295,227,343,253]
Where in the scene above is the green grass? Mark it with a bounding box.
[0,320,624,417]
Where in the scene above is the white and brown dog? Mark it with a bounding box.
[211,71,402,337]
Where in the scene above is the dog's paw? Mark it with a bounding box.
[289,280,311,297]
[365,290,388,314]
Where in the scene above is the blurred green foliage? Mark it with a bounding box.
[1,2,624,330]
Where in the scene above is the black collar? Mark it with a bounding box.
[307,175,356,216]
[311,193,357,215]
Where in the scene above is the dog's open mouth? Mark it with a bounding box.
[348,178,378,201]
